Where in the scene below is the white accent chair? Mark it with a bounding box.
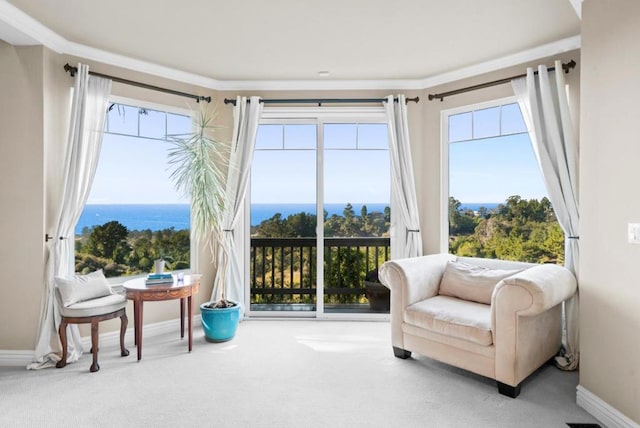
[379,254,577,398]
[54,270,129,372]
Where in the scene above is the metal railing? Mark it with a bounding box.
[250,237,390,305]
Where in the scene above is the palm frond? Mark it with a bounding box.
[166,106,227,241]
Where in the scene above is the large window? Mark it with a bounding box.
[74,100,192,278]
[442,98,564,264]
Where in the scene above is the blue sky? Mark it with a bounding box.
[87,102,545,206]
[448,102,545,203]
[449,133,545,203]
[87,105,190,204]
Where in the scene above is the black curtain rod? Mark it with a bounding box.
[223,96,420,106]
[428,60,576,102]
[63,64,212,103]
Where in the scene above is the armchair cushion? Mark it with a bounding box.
[55,270,114,307]
[405,296,493,346]
[438,260,522,304]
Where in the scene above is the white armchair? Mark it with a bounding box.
[379,254,577,398]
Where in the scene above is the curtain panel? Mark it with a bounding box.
[385,95,423,260]
[511,60,579,371]
[212,96,263,316]
[28,64,111,369]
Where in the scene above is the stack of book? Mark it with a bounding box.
[145,272,174,286]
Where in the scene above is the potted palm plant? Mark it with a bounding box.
[167,107,241,342]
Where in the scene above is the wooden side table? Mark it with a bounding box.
[123,275,200,360]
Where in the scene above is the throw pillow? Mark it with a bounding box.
[438,260,522,304]
[55,270,114,307]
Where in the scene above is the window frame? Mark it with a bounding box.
[439,95,529,254]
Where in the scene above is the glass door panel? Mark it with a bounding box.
[322,123,391,314]
[250,124,317,313]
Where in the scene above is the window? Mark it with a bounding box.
[248,109,391,316]
[74,100,192,278]
[442,98,564,264]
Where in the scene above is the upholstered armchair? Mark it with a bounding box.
[379,254,577,398]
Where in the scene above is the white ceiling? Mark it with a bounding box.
[0,0,581,89]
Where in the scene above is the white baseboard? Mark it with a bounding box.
[0,350,34,366]
[577,385,639,428]
[0,315,202,367]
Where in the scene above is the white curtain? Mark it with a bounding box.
[212,96,263,316]
[385,95,423,260]
[28,64,111,369]
[511,60,579,370]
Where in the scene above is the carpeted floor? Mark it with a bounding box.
[0,320,600,428]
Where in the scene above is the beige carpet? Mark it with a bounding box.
[0,320,599,428]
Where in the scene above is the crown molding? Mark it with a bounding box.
[0,0,66,51]
[419,35,581,90]
[569,0,583,19]
[64,40,223,89]
[0,0,581,92]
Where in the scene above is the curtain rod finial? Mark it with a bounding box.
[63,63,77,77]
[563,60,577,73]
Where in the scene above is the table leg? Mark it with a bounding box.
[188,295,193,352]
[136,300,144,361]
[180,297,185,339]
[133,299,138,348]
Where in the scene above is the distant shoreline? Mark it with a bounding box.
[76,202,501,235]
[76,202,392,234]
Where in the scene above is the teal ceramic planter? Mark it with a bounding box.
[200,302,240,342]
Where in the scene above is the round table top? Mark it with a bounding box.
[123,274,201,291]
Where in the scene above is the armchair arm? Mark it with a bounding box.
[379,253,455,351]
[492,264,577,318]
[379,253,455,308]
[491,263,577,387]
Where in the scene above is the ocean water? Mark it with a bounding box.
[75,202,501,234]
[75,203,391,234]
[76,204,190,235]
[458,202,500,212]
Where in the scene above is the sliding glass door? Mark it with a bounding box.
[248,110,391,318]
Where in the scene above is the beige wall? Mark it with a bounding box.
[580,0,640,423]
[0,42,46,349]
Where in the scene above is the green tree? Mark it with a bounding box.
[285,212,316,237]
[449,197,478,235]
[255,213,286,237]
[86,221,129,261]
[448,195,564,264]
[325,247,365,304]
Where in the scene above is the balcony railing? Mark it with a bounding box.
[250,237,390,307]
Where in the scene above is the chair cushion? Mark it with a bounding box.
[404,296,493,346]
[55,270,114,307]
[438,260,522,304]
[59,293,127,318]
